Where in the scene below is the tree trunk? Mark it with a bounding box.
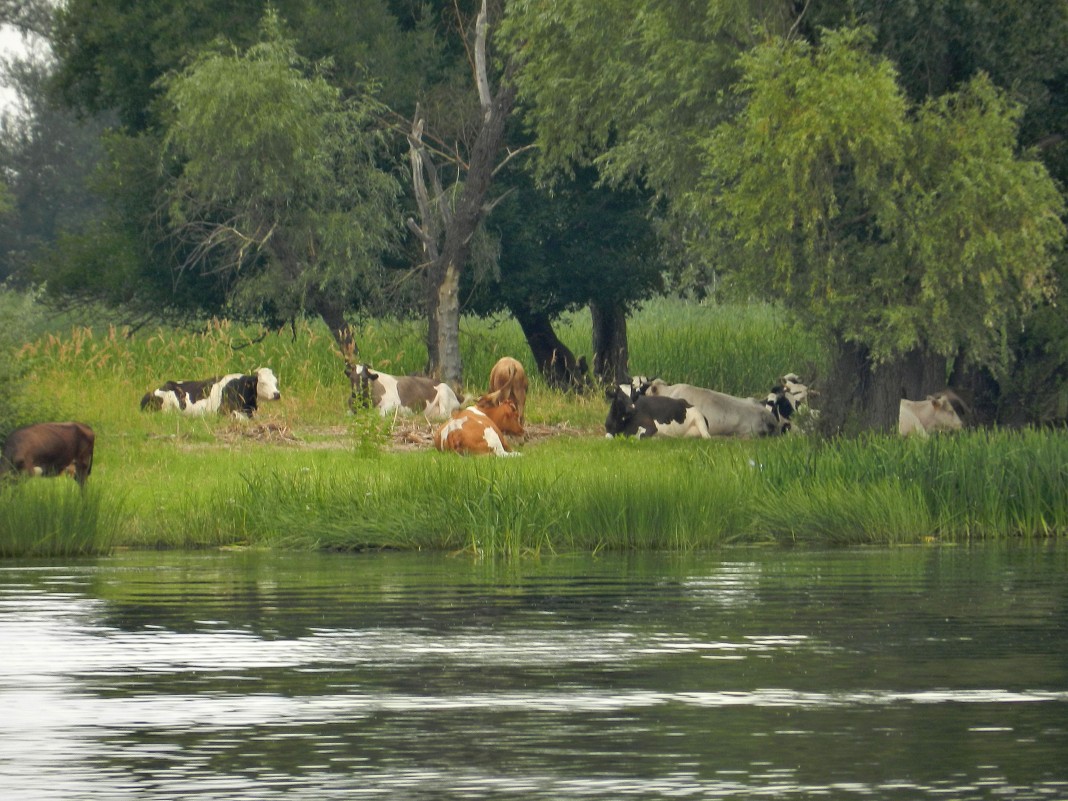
[513,307,588,390]
[590,300,629,385]
[818,337,949,435]
[408,0,518,386]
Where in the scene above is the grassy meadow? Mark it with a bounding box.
[3,299,1068,557]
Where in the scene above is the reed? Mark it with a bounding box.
[0,481,123,557]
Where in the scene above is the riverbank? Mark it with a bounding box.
[3,301,1067,557]
[4,419,1067,557]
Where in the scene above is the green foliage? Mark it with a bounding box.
[701,28,1065,370]
[160,9,400,322]
[0,285,44,439]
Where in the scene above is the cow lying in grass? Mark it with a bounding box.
[141,368,279,419]
[1,422,95,487]
[604,386,711,439]
[434,396,524,456]
[899,390,967,436]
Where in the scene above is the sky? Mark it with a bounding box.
[1,23,46,116]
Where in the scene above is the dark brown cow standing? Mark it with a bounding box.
[1,422,96,486]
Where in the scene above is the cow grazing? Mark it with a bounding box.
[1,422,95,487]
[604,386,711,439]
[646,379,785,437]
[488,357,529,422]
[434,397,525,456]
[347,363,460,419]
[141,368,278,418]
[899,390,967,437]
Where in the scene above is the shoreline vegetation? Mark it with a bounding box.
[3,300,1067,557]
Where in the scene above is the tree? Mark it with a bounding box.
[160,11,400,353]
[469,167,662,388]
[699,30,1064,431]
[504,2,1068,428]
[405,0,518,386]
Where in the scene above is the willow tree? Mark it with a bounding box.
[699,29,1065,431]
[161,11,400,355]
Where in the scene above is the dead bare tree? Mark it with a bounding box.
[405,0,518,386]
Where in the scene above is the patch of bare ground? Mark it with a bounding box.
[151,418,599,452]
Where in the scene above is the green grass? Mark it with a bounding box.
[4,298,1068,557]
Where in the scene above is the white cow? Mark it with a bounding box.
[899,391,966,437]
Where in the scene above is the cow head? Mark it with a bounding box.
[255,367,281,401]
[476,396,525,437]
[346,363,379,409]
[604,387,637,435]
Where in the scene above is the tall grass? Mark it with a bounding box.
[4,298,1067,557]
[0,480,124,557]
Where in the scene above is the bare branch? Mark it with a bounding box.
[474,0,492,119]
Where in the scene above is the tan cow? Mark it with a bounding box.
[488,357,528,423]
[899,391,967,437]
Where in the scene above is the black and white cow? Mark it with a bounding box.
[645,379,786,437]
[1,422,95,486]
[141,368,276,419]
[604,386,711,439]
[765,373,810,428]
[346,363,460,419]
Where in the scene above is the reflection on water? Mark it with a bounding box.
[2,548,1067,799]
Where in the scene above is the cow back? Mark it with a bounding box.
[488,357,528,421]
[1,422,95,485]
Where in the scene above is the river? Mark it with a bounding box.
[2,546,1067,799]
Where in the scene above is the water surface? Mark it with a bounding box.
[2,547,1067,799]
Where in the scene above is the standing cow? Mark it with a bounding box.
[1,422,95,486]
[347,363,460,419]
[488,357,528,423]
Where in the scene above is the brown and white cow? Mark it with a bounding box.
[141,368,278,419]
[434,397,525,456]
[645,379,785,437]
[488,357,529,423]
[347,364,461,419]
[604,386,711,439]
[899,390,967,437]
[1,422,95,486]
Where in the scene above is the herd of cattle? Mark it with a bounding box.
[1,357,970,482]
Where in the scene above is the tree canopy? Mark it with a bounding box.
[159,10,400,346]
[699,29,1065,371]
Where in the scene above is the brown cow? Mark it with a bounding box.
[488,357,529,423]
[1,422,95,486]
[434,397,525,457]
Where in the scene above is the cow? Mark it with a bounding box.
[141,368,279,418]
[899,390,967,437]
[1,422,95,487]
[434,397,525,456]
[765,373,811,428]
[347,363,460,419]
[646,379,785,437]
[488,357,529,423]
[604,386,711,439]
